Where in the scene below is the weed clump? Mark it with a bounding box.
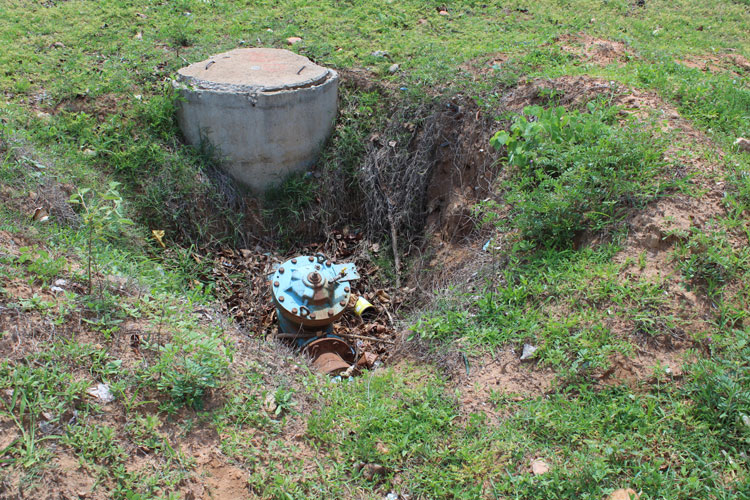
[487,104,672,248]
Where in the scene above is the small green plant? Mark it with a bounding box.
[674,227,749,295]
[488,104,671,248]
[16,246,66,285]
[68,182,133,295]
[140,326,232,412]
[272,387,296,417]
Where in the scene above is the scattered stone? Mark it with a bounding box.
[87,383,115,403]
[286,36,302,45]
[35,111,51,120]
[134,31,142,40]
[82,148,97,157]
[51,41,65,48]
[438,9,449,15]
[530,458,549,475]
[54,279,68,287]
[388,63,400,74]
[520,343,537,361]
[263,393,277,414]
[361,463,386,480]
[39,420,56,435]
[371,50,388,58]
[609,488,639,500]
[735,137,750,152]
[384,493,398,500]
[50,286,65,294]
[741,414,750,428]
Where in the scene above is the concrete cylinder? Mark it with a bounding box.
[173,48,338,191]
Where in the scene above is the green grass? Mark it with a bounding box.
[303,362,750,498]
[1,0,749,498]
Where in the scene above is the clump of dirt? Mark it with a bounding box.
[451,349,556,417]
[459,53,510,77]
[555,33,633,65]
[679,52,750,75]
[501,75,620,111]
[53,93,122,120]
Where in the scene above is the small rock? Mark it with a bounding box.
[41,411,54,421]
[54,279,68,287]
[438,9,449,15]
[384,493,398,500]
[371,50,388,58]
[87,383,114,403]
[530,458,549,475]
[609,488,639,500]
[741,414,750,428]
[388,63,400,74]
[263,393,277,414]
[39,420,55,434]
[286,37,302,45]
[51,41,65,48]
[134,31,142,40]
[520,343,537,361]
[50,286,65,294]
[35,111,51,120]
[82,148,97,157]
[735,137,750,152]
[361,463,386,480]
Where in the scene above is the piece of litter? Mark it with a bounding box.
[87,383,115,403]
[520,343,537,361]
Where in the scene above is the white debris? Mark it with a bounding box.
[520,343,537,361]
[87,383,115,403]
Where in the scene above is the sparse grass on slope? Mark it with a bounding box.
[0,0,749,498]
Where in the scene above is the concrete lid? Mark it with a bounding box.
[176,48,332,92]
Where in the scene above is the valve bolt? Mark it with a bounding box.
[291,258,297,264]
[292,307,298,314]
[308,256,314,262]
[344,287,350,293]
[327,310,334,317]
[279,267,285,274]
[326,260,332,266]
[274,281,279,287]
[339,301,346,307]
[279,296,285,302]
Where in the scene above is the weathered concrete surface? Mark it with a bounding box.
[174,48,338,191]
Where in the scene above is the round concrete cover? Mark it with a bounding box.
[176,48,330,92]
